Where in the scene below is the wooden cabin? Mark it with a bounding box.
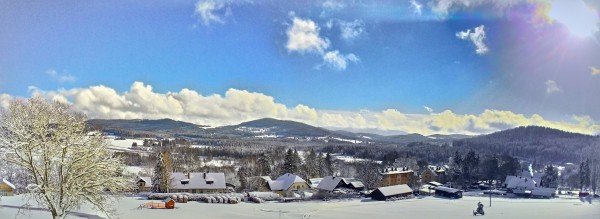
[136,176,152,193]
[380,167,414,187]
[434,186,462,199]
[0,178,15,196]
[370,184,413,201]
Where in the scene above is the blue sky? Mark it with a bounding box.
[1,0,599,135]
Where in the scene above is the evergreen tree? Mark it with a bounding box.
[152,151,172,193]
[580,159,591,190]
[480,156,499,185]
[542,165,559,188]
[237,165,252,190]
[323,153,334,176]
[256,153,272,176]
[283,149,299,174]
[303,148,320,179]
[499,154,520,179]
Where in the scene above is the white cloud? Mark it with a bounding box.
[285,16,358,71]
[430,0,525,17]
[456,25,489,55]
[5,81,599,135]
[322,0,345,11]
[411,0,424,15]
[591,66,600,76]
[322,50,359,70]
[424,105,434,113]
[286,17,330,54]
[194,0,234,26]
[45,69,76,83]
[0,93,13,111]
[545,80,561,94]
[339,19,365,41]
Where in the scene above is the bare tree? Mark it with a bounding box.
[0,97,130,219]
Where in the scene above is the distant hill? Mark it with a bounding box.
[87,117,472,143]
[87,118,208,137]
[209,118,336,138]
[453,126,599,163]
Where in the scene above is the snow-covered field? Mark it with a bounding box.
[1,195,598,219]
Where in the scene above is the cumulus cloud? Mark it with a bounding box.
[339,19,365,41]
[286,17,330,54]
[456,25,489,55]
[286,16,358,70]
[591,66,600,76]
[411,0,424,15]
[194,0,234,26]
[5,81,599,135]
[545,80,561,94]
[322,50,359,70]
[45,69,76,83]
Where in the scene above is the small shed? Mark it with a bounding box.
[370,184,413,201]
[164,198,175,209]
[434,186,462,199]
[0,178,15,196]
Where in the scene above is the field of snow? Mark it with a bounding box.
[105,137,144,152]
[1,195,598,219]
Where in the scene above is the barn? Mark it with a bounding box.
[434,186,462,199]
[370,184,413,201]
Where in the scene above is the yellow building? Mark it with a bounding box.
[380,167,414,187]
[0,178,15,196]
[268,173,309,196]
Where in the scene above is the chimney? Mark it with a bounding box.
[203,172,206,179]
[187,172,191,179]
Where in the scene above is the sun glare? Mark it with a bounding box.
[549,0,600,38]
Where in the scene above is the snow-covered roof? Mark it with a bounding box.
[381,167,413,175]
[268,173,306,191]
[0,178,15,189]
[427,181,443,187]
[348,181,364,189]
[532,187,556,197]
[317,176,343,191]
[260,176,272,181]
[170,172,226,190]
[428,165,446,173]
[434,186,461,193]
[137,176,152,188]
[504,175,538,190]
[375,184,412,196]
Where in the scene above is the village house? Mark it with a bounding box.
[380,167,414,187]
[267,173,309,196]
[136,172,227,193]
[316,176,365,193]
[170,172,227,193]
[0,177,15,196]
[420,165,447,183]
[370,184,413,201]
[136,176,152,193]
[503,175,539,196]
